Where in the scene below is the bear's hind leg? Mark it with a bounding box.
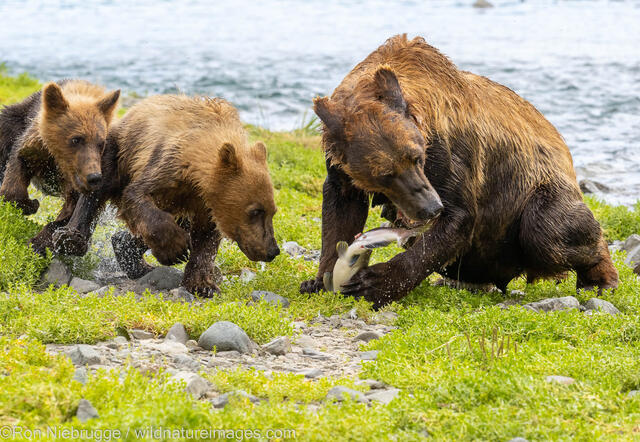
[519,185,618,294]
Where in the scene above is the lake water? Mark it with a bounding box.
[0,0,638,203]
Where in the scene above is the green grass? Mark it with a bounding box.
[1,69,640,440]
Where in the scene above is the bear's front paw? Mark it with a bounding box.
[148,223,191,266]
[52,227,89,256]
[340,262,408,309]
[300,278,324,294]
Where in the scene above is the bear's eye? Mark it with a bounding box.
[249,208,264,219]
[69,136,84,147]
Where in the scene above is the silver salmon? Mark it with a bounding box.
[323,225,428,293]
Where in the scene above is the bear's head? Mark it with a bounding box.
[208,141,280,262]
[40,82,120,193]
[314,66,443,223]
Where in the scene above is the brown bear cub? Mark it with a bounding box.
[60,95,280,296]
[0,80,120,255]
[301,34,618,307]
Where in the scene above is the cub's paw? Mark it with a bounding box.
[52,227,89,256]
[12,198,40,215]
[183,271,220,298]
[300,278,324,294]
[148,223,191,266]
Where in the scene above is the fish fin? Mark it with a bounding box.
[363,240,394,249]
[323,272,334,292]
[336,241,348,258]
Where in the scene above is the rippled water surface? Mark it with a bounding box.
[1,0,639,203]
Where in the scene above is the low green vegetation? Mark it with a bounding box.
[1,69,640,440]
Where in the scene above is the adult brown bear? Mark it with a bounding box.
[300,34,618,307]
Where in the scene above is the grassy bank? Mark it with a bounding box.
[1,70,640,440]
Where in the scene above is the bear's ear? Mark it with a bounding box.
[253,141,267,162]
[313,96,344,137]
[219,142,239,172]
[42,83,69,117]
[97,89,121,119]
[373,66,408,115]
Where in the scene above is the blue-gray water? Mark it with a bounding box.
[0,0,638,203]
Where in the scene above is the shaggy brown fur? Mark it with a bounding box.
[300,34,618,307]
[0,80,120,255]
[58,95,279,295]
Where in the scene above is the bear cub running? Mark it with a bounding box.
[0,80,120,255]
[60,95,280,296]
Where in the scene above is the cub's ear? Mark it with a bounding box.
[373,66,408,115]
[253,141,267,162]
[97,89,121,119]
[219,142,239,172]
[42,83,69,117]
[313,96,344,136]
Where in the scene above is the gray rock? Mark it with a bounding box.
[263,336,291,355]
[172,372,209,398]
[41,259,72,287]
[210,394,229,408]
[165,287,195,303]
[579,179,610,195]
[545,375,575,385]
[185,339,199,349]
[136,266,183,291]
[173,354,201,371]
[302,348,332,360]
[156,341,189,354]
[216,350,241,358]
[198,321,256,354]
[88,286,122,297]
[300,368,323,379]
[622,234,640,267]
[366,388,400,404]
[73,367,88,385]
[70,277,100,294]
[283,241,306,257]
[165,323,189,344]
[627,390,640,399]
[76,399,99,422]
[295,335,316,348]
[68,345,102,366]
[523,296,580,312]
[240,268,256,283]
[355,379,386,390]
[584,298,620,315]
[129,329,154,340]
[354,331,382,343]
[372,311,398,325]
[210,390,260,408]
[360,350,379,361]
[326,386,369,403]
[113,336,128,346]
[250,290,290,308]
[472,0,493,8]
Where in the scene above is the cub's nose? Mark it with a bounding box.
[266,245,280,262]
[86,173,102,189]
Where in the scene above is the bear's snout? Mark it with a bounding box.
[86,173,102,190]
